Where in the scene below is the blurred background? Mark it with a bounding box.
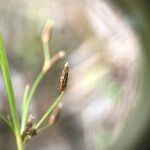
[0,0,149,150]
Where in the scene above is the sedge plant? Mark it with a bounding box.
[0,20,69,150]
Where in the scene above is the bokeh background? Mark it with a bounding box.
[0,0,149,150]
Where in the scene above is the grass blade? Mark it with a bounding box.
[0,34,23,150]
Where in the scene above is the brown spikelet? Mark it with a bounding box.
[22,115,37,141]
[60,62,69,92]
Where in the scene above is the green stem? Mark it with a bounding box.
[37,124,51,134]
[21,85,29,133]
[22,85,30,112]
[43,43,50,63]
[21,27,50,132]
[0,114,13,131]
[0,35,23,150]
[35,92,64,129]
[21,71,45,133]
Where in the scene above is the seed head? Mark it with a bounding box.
[60,62,69,91]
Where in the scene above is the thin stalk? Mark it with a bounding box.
[0,114,13,131]
[21,71,45,133]
[35,92,64,129]
[0,35,23,150]
[42,19,53,62]
[21,84,30,133]
[43,43,50,63]
[7,115,14,132]
[37,124,51,134]
[22,85,30,112]
[21,51,65,132]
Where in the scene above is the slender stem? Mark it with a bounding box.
[43,43,50,63]
[22,85,30,112]
[37,124,51,134]
[7,115,14,132]
[35,92,64,129]
[0,114,13,131]
[21,51,65,132]
[0,35,23,150]
[21,84,30,133]
[21,71,45,133]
